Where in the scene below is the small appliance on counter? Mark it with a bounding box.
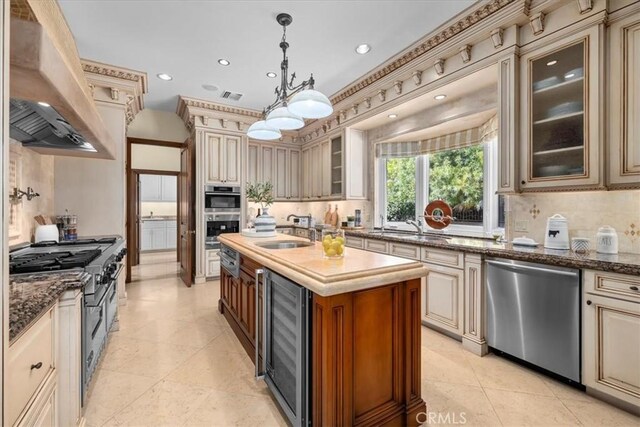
[544,214,570,250]
[35,224,59,243]
[596,226,619,254]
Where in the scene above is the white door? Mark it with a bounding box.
[140,175,161,201]
[205,133,223,184]
[224,136,241,185]
[289,149,300,200]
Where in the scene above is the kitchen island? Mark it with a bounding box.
[218,233,429,426]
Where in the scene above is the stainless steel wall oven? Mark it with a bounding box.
[206,214,240,250]
[204,185,241,212]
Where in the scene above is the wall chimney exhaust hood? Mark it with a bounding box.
[10,15,116,159]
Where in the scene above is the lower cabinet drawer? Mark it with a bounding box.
[345,236,365,249]
[18,378,57,427]
[584,269,640,303]
[389,242,420,260]
[8,308,56,426]
[421,247,464,269]
[365,239,389,254]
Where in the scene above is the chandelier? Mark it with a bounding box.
[247,13,333,140]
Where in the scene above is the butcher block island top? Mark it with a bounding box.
[218,232,428,296]
[218,232,427,426]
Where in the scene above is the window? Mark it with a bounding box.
[376,136,504,237]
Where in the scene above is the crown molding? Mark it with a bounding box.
[81,59,147,124]
[176,95,262,132]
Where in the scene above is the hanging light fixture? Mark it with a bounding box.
[248,13,333,140]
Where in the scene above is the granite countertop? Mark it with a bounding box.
[141,216,177,221]
[218,233,427,296]
[345,230,640,276]
[9,271,91,343]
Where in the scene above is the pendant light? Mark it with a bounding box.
[248,13,333,140]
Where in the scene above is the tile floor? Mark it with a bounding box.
[83,251,640,426]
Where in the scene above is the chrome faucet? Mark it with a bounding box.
[286,214,316,242]
[406,219,424,235]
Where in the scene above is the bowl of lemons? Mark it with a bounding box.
[322,228,345,259]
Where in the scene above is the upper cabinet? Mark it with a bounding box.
[140,175,176,202]
[608,12,640,189]
[519,26,604,191]
[205,132,242,185]
[246,142,301,201]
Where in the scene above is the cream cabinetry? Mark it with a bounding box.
[519,25,604,191]
[301,148,311,199]
[205,132,241,185]
[206,249,220,278]
[8,306,58,427]
[607,9,640,189]
[583,270,640,409]
[422,263,464,336]
[246,142,300,201]
[57,289,83,427]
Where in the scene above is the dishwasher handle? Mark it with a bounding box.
[486,259,579,277]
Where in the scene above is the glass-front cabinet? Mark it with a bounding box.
[519,26,604,191]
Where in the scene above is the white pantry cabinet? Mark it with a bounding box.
[607,9,640,189]
[141,220,177,251]
[140,175,176,202]
[205,132,241,185]
[583,270,640,409]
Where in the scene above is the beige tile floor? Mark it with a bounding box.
[84,251,640,426]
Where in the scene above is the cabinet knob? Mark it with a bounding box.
[30,362,43,370]
[521,180,526,185]
[630,286,639,291]
[586,300,592,305]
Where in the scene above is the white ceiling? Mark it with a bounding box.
[58,0,476,112]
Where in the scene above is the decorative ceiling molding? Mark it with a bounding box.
[81,59,148,125]
[490,28,504,48]
[176,95,262,132]
[328,0,515,105]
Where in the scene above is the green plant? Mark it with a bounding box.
[245,182,274,209]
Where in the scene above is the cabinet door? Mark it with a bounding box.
[239,269,255,339]
[141,225,153,251]
[330,136,343,196]
[310,144,322,198]
[289,149,300,200]
[161,176,177,202]
[260,145,275,186]
[247,142,261,184]
[608,12,640,189]
[140,175,161,201]
[224,135,241,185]
[205,133,223,184]
[151,224,167,250]
[274,147,288,200]
[344,128,367,199]
[301,148,311,199]
[166,225,177,249]
[519,26,603,190]
[321,139,331,197]
[230,276,239,316]
[583,294,640,406]
[422,264,464,336]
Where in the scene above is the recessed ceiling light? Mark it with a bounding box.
[202,84,218,92]
[434,94,447,100]
[266,72,277,78]
[388,113,398,119]
[156,73,173,81]
[564,73,575,79]
[355,44,371,55]
[546,60,558,66]
[218,59,230,66]
[37,101,50,107]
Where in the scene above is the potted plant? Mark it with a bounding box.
[246,182,276,233]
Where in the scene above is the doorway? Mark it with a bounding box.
[126,137,194,286]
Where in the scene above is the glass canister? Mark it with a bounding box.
[321,228,345,259]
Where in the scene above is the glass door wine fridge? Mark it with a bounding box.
[263,269,311,427]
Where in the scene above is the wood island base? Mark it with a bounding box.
[219,254,426,427]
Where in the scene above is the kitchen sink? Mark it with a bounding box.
[255,240,314,250]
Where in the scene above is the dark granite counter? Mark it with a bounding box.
[9,271,91,343]
[344,230,640,276]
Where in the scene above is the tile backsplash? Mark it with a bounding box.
[247,200,373,228]
[140,201,177,217]
[507,190,640,254]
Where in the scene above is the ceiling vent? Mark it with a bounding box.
[220,90,243,101]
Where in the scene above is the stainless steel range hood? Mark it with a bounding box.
[10,15,116,159]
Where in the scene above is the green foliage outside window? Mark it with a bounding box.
[386,157,416,222]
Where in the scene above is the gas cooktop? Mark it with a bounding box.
[9,249,103,274]
[31,237,117,248]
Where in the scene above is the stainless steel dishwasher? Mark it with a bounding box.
[486,258,581,382]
